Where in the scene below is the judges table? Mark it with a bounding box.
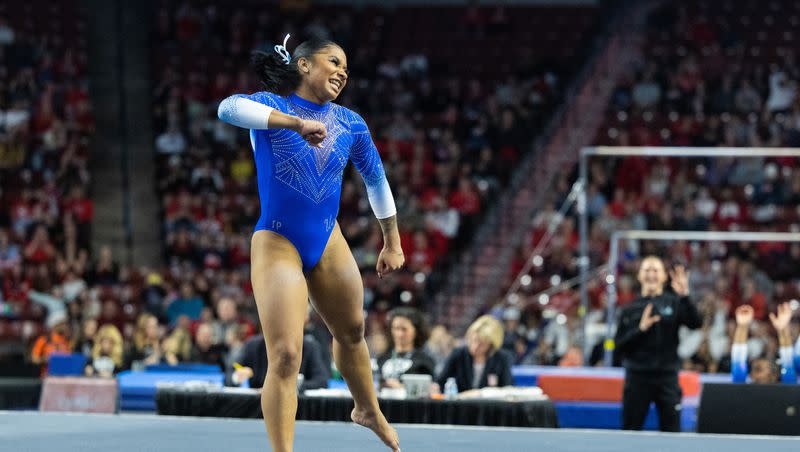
[156,387,559,428]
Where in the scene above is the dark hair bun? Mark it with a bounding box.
[251,36,343,95]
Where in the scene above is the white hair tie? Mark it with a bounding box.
[274,34,291,65]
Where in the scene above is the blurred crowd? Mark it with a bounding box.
[495,1,800,373]
[2,1,598,379]
[0,1,96,370]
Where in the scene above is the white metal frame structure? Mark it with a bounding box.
[577,146,800,358]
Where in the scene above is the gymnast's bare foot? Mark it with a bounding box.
[351,406,400,451]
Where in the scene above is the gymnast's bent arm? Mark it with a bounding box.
[348,111,403,277]
[217,94,327,145]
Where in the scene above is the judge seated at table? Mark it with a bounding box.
[231,332,328,391]
[376,307,436,389]
[436,315,513,393]
[189,323,228,372]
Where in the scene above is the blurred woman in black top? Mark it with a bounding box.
[376,308,435,388]
[614,256,702,432]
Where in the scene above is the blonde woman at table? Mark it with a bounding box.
[84,324,124,378]
[435,315,514,393]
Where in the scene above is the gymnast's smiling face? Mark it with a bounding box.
[297,45,348,103]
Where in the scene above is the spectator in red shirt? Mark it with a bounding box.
[738,278,767,321]
[407,231,436,273]
[62,186,93,247]
[614,156,648,194]
[449,177,482,241]
[552,218,579,252]
[448,177,481,217]
[608,188,627,218]
[227,234,251,268]
[62,186,93,224]
[24,225,56,264]
[617,275,637,307]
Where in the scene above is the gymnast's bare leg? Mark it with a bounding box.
[251,230,309,452]
[307,224,400,451]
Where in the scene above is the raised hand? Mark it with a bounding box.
[639,303,661,332]
[298,119,327,147]
[768,302,792,332]
[735,304,754,327]
[669,265,689,296]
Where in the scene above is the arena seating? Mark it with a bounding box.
[0,0,94,358]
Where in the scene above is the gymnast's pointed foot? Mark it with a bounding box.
[351,406,400,451]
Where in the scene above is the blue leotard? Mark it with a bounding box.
[219,92,394,272]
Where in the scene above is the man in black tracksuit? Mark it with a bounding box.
[614,257,702,432]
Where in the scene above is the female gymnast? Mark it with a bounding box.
[218,35,403,452]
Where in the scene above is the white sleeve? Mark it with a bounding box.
[779,346,793,370]
[731,343,748,364]
[365,177,397,220]
[217,96,274,130]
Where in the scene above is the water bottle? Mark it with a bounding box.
[370,358,379,391]
[444,377,458,400]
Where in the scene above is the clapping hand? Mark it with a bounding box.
[669,265,689,296]
[639,303,661,332]
[768,302,792,333]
